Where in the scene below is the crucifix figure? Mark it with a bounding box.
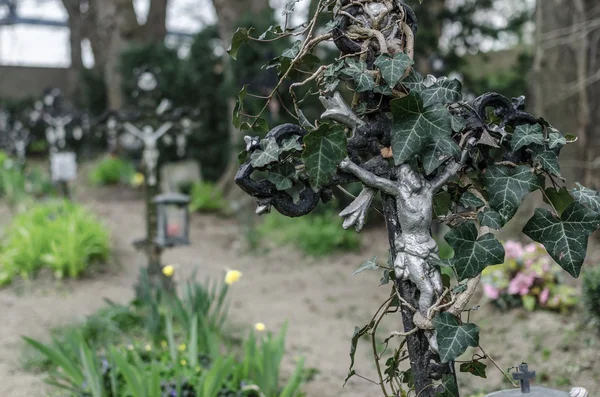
[8,121,30,165]
[43,114,73,151]
[123,122,173,186]
[176,117,193,158]
[322,93,473,351]
[106,116,120,153]
[513,363,536,394]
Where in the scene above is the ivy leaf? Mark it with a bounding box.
[266,163,296,190]
[374,53,414,88]
[355,73,375,92]
[523,202,600,278]
[283,0,301,15]
[531,145,561,177]
[251,117,269,133]
[280,137,303,153]
[459,361,488,379]
[460,191,485,208]
[571,183,600,212]
[373,85,393,96]
[436,374,459,397]
[390,91,454,170]
[342,59,375,93]
[302,124,347,190]
[401,69,425,93]
[433,191,452,218]
[543,187,574,215]
[232,85,248,128]
[511,123,544,152]
[352,256,379,277]
[257,25,283,40]
[421,78,462,107]
[434,312,480,363]
[483,165,541,224]
[250,138,280,168]
[423,136,461,175]
[282,40,302,58]
[477,208,503,230]
[451,115,467,133]
[227,28,253,60]
[344,325,369,386]
[444,222,505,281]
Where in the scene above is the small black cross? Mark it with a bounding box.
[513,363,536,393]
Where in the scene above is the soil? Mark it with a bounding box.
[0,183,598,397]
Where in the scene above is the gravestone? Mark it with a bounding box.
[483,364,588,397]
[50,151,77,182]
[159,159,203,193]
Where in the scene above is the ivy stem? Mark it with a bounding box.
[479,345,519,388]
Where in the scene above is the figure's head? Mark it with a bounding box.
[396,164,422,191]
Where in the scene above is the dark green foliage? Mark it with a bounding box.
[0,200,111,285]
[257,209,360,256]
[22,272,306,397]
[89,156,136,185]
[189,181,226,213]
[582,265,600,327]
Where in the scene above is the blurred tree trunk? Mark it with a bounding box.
[532,0,600,188]
[61,0,170,109]
[211,0,270,197]
[61,0,84,104]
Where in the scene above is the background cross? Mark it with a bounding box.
[513,363,536,393]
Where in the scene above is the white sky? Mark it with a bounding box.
[0,0,218,67]
[0,0,530,67]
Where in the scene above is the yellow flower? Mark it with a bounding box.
[131,172,145,187]
[162,265,175,277]
[180,359,187,366]
[145,344,152,352]
[224,269,242,285]
[127,344,134,351]
[161,340,167,348]
[178,343,186,352]
[254,322,266,332]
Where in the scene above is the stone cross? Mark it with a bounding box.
[123,122,173,186]
[8,122,29,165]
[513,363,536,393]
[43,114,73,151]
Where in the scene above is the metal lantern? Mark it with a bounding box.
[153,192,190,248]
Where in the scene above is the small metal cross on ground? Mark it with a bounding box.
[513,363,536,393]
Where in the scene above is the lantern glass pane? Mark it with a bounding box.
[165,205,185,239]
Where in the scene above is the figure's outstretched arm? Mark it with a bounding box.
[123,122,144,140]
[153,121,174,140]
[339,157,398,195]
[430,137,475,192]
[62,115,73,126]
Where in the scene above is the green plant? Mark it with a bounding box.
[235,322,305,397]
[189,181,226,212]
[258,210,360,256]
[23,276,306,397]
[230,1,600,395]
[89,156,136,186]
[0,200,111,285]
[582,265,600,326]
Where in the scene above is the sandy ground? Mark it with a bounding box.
[0,184,598,397]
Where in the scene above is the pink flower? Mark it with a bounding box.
[483,284,500,300]
[524,258,535,269]
[508,272,535,295]
[539,288,550,304]
[504,241,524,260]
[524,243,538,254]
